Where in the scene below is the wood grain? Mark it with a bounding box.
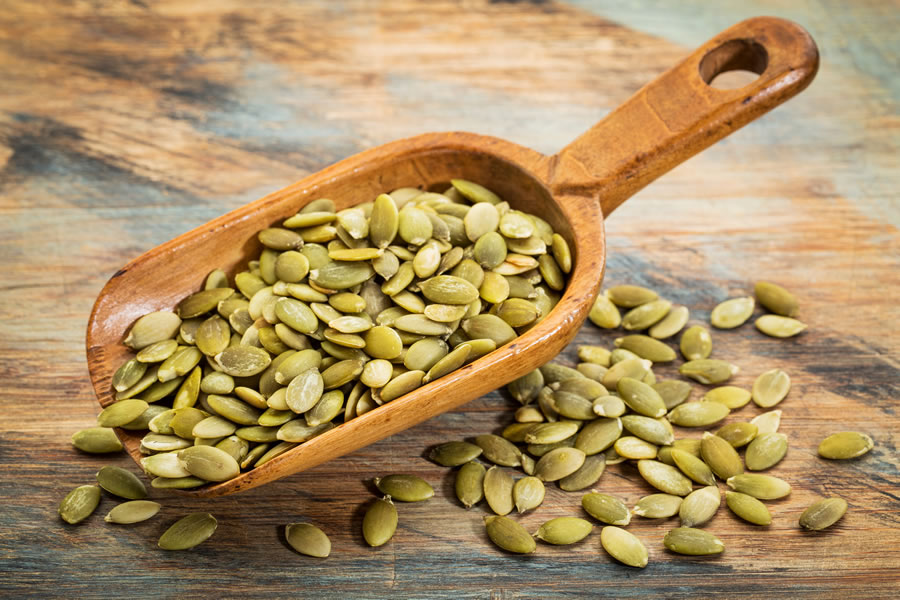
[1,1,897,598]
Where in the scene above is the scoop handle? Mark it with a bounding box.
[551,16,818,215]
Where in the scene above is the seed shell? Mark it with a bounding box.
[799,497,848,530]
[818,432,874,459]
[600,526,648,568]
[59,485,102,524]
[534,517,593,545]
[664,527,724,555]
[484,515,536,554]
[158,513,218,550]
[105,500,162,524]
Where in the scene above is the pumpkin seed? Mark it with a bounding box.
[72,427,123,453]
[701,432,744,479]
[614,436,658,460]
[664,527,724,555]
[710,296,754,329]
[754,281,798,317]
[725,491,772,525]
[622,299,671,330]
[578,345,611,367]
[534,517,593,545]
[589,294,621,329]
[534,447,586,482]
[582,492,631,526]
[285,523,331,557]
[135,339,178,363]
[374,474,434,502]
[726,473,791,499]
[430,441,482,467]
[97,399,149,428]
[615,334,676,362]
[649,305,689,339]
[461,314,516,346]
[679,486,720,527]
[484,515,535,554]
[751,410,782,434]
[423,343,470,383]
[214,346,271,377]
[112,358,148,392]
[105,500,161,524]
[96,466,147,499]
[637,459,693,496]
[745,433,788,470]
[633,494,682,519]
[667,401,730,427]
[540,362,585,384]
[617,377,666,418]
[277,420,333,443]
[484,466,515,515]
[679,325,712,360]
[575,417,622,455]
[363,496,399,547]
[602,358,652,389]
[605,285,657,308]
[716,422,759,448]
[178,445,240,481]
[592,395,626,418]
[755,315,807,337]
[818,431,874,459]
[553,391,596,420]
[455,461,486,508]
[600,526,648,568]
[158,513,218,550]
[206,395,260,426]
[752,368,791,408]
[178,288,235,319]
[142,452,192,479]
[380,370,424,402]
[124,311,182,350]
[525,421,579,445]
[704,386,751,409]
[670,448,716,486]
[550,234,572,274]
[475,434,522,467]
[679,359,738,384]
[59,485,101,524]
[799,497,848,530]
[653,380,692,410]
[513,476,545,513]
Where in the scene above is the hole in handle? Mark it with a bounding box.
[699,39,768,90]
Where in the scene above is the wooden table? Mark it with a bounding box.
[1,1,897,597]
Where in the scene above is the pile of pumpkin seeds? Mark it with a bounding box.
[424,281,872,562]
[96,180,571,488]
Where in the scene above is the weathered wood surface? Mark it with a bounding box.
[0,1,897,598]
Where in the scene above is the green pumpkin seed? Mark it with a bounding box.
[754,281,798,317]
[726,473,791,499]
[649,305,689,339]
[172,367,201,409]
[404,338,448,372]
[363,326,403,359]
[534,517,593,545]
[602,358,651,389]
[72,427,123,453]
[96,466,147,499]
[589,294,621,329]
[752,368,791,408]
[582,492,631,526]
[59,485,101,524]
[668,401,730,427]
[112,358,148,392]
[142,452,192,479]
[484,466,515,515]
[285,523,331,557]
[507,370,544,405]
[158,513,218,550]
[192,416,237,438]
[178,288,235,319]
[553,391,596,420]
[679,359,738,384]
[484,515,536,554]
[818,432,874,459]
[310,261,375,290]
[141,433,192,453]
[622,415,674,446]
[550,234,572,274]
[653,380,692,410]
[614,436,658,460]
[455,461,486,508]
[664,527,724,555]
[755,315,807,337]
[178,445,240,481]
[574,417,622,455]
[214,346,272,378]
[135,339,178,363]
[710,296,754,329]
[610,348,641,364]
[637,459,693,496]
[725,491,772,525]
[605,285,657,308]
[700,432,744,479]
[474,231,508,270]
[464,203,500,242]
[513,476,545,513]
[559,453,606,491]
[592,395,626,418]
[704,386,751,409]
[286,369,324,413]
[672,438,703,458]
[496,298,541,328]
[98,399,149,428]
[380,370,424,402]
[615,335,676,362]
[799,497,847,530]
[430,441,482,467]
[716,422,758,448]
[617,377,666,418]
[535,447,586,482]
[578,345,611,367]
[751,410,782,434]
[670,448,716,486]
[423,343,471,383]
[461,314,516,346]
[259,227,303,250]
[679,325,712,361]
[374,474,434,502]
[200,371,235,395]
[393,314,451,337]
[151,476,207,489]
[745,433,788,470]
[633,494,682,519]
[420,275,480,305]
[622,299,671,330]
[475,434,521,467]
[452,179,501,205]
[124,311,182,350]
[206,394,260,426]
[600,526,648,568]
[276,420,333,443]
[525,421,579,445]
[105,500,161,524]
[679,486,720,527]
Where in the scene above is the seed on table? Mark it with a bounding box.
[614,436,658,460]
[534,517,593,545]
[105,500,161,524]
[525,421,579,445]
[582,492,631,526]
[679,486,720,527]
[592,395,626,418]
[71,427,123,454]
[649,305,690,339]
[601,358,652,389]
[633,494,683,519]
[726,473,791,500]
[600,526,649,568]
[363,496,398,547]
[755,315,807,337]
[715,422,759,448]
[710,296,754,329]
[680,325,712,361]
[637,460,693,496]
[559,453,607,491]
[615,334,677,362]
[700,432,744,480]
[605,285,657,308]
[588,294,621,329]
[745,433,789,470]
[535,447,586,482]
[574,417,623,456]
[670,448,716,486]
[158,513,218,550]
[725,491,772,526]
[652,380,692,410]
[622,299,672,330]
[96,466,147,500]
[484,515,536,554]
[752,368,791,408]
[455,461,486,508]
[475,434,522,467]
[703,385,752,409]
[617,377,666,418]
[754,281,799,317]
[621,415,674,446]
[679,359,738,385]
[484,466,516,516]
[59,485,101,524]
[513,476,545,513]
[799,497,848,530]
[668,401,730,428]
[818,432,874,459]
[751,410,782,434]
[664,527,724,555]
[285,523,331,557]
[374,474,434,502]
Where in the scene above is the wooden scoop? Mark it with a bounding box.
[86,17,818,497]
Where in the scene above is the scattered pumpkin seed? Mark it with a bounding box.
[726,473,791,499]
[754,281,798,317]
[679,486,720,527]
[799,497,847,530]
[752,368,791,408]
[285,522,331,557]
[637,460,693,496]
[701,432,744,480]
[710,296,754,329]
[745,433,788,470]
[513,476,545,513]
[158,513,218,550]
[725,491,772,525]
[679,359,738,384]
[484,515,535,554]
[96,466,147,500]
[818,432,874,459]
[633,494,683,519]
[534,517,593,545]
[600,526,648,568]
[59,485,101,524]
[755,315,807,337]
[667,401,730,427]
[71,427,123,454]
[664,527,724,555]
